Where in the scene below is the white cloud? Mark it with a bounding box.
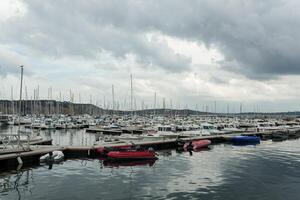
[0,0,27,22]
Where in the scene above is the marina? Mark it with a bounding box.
[1,114,300,171]
[1,1,300,199]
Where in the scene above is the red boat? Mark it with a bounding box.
[183,139,211,151]
[96,145,132,155]
[107,150,157,160]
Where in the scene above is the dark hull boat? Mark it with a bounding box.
[272,133,288,142]
[231,136,260,145]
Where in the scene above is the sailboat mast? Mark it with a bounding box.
[18,66,24,147]
[112,84,115,111]
[11,86,14,115]
[130,74,133,113]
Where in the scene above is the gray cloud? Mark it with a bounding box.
[0,49,27,77]
[0,0,192,73]
[1,0,300,79]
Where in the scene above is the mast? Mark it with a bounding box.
[154,92,156,116]
[25,86,28,114]
[112,84,115,111]
[11,86,14,115]
[130,74,133,113]
[18,66,24,148]
[214,101,217,114]
[227,103,229,115]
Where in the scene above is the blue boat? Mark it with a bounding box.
[231,136,260,145]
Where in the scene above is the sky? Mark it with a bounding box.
[0,0,300,112]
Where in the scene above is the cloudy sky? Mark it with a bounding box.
[0,0,299,112]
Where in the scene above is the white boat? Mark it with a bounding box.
[40,151,64,163]
[115,134,142,142]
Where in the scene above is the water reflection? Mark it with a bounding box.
[0,125,96,146]
[0,170,34,200]
[103,159,157,168]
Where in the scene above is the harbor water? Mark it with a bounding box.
[1,126,300,200]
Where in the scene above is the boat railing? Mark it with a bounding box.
[0,133,30,151]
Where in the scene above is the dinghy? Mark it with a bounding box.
[183,139,211,151]
[107,150,157,160]
[96,145,132,155]
[231,136,260,145]
[40,151,64,163]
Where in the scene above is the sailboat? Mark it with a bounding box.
[16,66,43,147]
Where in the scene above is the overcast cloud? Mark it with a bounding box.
[0,0,299,112]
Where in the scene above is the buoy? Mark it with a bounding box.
[17,156,23,165]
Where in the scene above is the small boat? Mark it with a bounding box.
[271,133,288,142]
[107,150,157,160]
[40,151,64,163]
[231,136,260,145]
[96,145,132,155]
[183,139,211,151]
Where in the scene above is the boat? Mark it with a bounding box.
[0,115,9,125]
[97,145,132,155]
[106,150,157,160]
[183,139,211,151]
[231,136,260,145]
[96,144,133,155]
[271,133,288,142]
[40,151,64,163]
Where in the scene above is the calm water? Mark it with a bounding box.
[1,125,300,199]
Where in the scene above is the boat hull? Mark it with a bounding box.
[96,145,132,155]
[107,151,157,160]
[183,139,211,150]
[231,136,260,145]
